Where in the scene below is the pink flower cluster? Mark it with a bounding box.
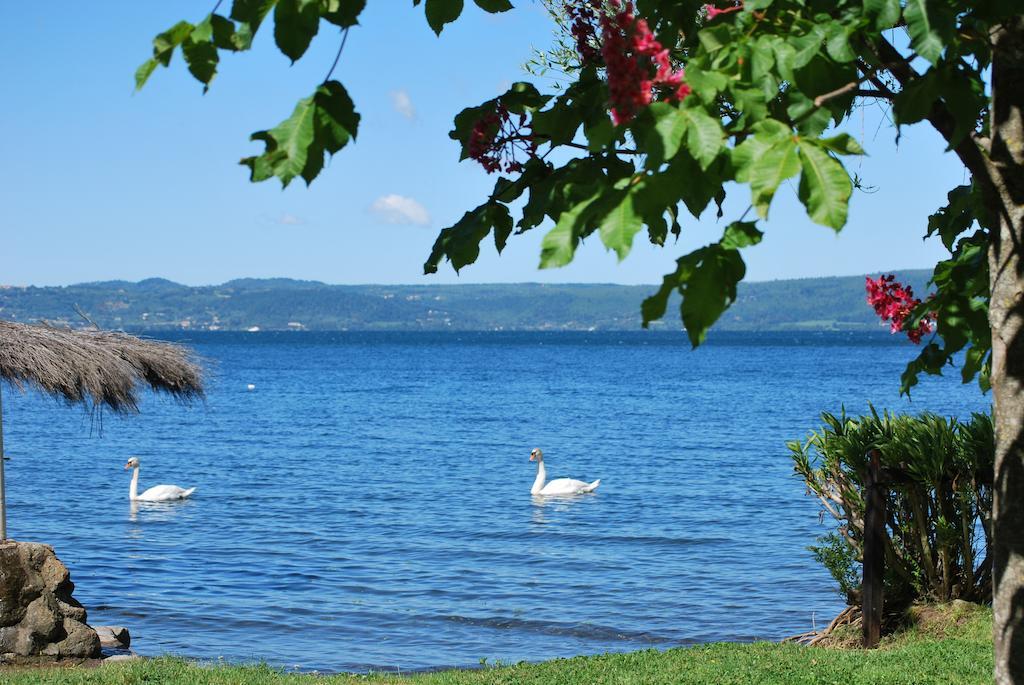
[865,275,935,344]
[703,1,743,20]
[600,2,691,125]
[566,1,601,64]
[467,102,538,174]
[564,1,691,126]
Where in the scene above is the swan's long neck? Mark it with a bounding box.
[531,460,547,495]
[129,467,140,501]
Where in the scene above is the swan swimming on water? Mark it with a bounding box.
[124,456,196,502]
[529,448,600,496]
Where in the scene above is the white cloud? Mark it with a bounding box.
[370,194,431,226]
[390,89,416,120]
[277,212,306,226]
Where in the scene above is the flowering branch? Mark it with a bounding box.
[468,103,538,174]
[865,275,936,344]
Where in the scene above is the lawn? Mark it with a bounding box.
[1,603,993,685]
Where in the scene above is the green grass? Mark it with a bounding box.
[0,603,993,685]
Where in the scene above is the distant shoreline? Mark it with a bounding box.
[0,271,930,334]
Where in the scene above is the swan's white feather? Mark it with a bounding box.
[136,484,196,502]
[538,478,600,496]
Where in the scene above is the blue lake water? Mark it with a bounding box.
[0,331,989,672]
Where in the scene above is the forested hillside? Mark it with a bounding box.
[0,270,931,332]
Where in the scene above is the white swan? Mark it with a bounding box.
[125,456,196,502]
[529,448,600,495]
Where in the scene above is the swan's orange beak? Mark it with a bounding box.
[124,462,132,470]
[529,453,537,462]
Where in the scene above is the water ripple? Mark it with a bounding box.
[1,331,987,672]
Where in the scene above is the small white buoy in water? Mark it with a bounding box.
[247,384,256,391]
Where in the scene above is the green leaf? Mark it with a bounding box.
[498,81,550,113]
[893,71,939,125]
[721,221,764,249]
[786,91,833,137]
[539,189,601,269]
[682,246,746,346]
[796,140,852,230]
[794,55,857,122]
[641,243,747,347]
[322,0,367,27]
[152,21,195,66]
[243,97,316,186]
[791,25,825,69]
[136,20,196,90]
[750,35,777,82]
[531,76,601,146]
[681,108,724,170]
[819,133,865,156]
[936,64,987,148]
[864,0,900,29]
[904,0,945,64]
[598,188,644,261]
[666,152,724,219]
[926,185,976,251]
[684,63,728,104]
[210,14,241,49]
[492,205,514,253]
[772,40,797,83]
[531,101,581,147]
[135,58,159,91]
[299,80,360,182]
[642,264,684,327]
[747,135,799,218]
[424,203,511,274]
[425,0,464,35]
[644,103,687,165]
[274,0,320,62]
[732,87,770,124]
[230,0,277,49]
[824,21,856,63]
[231,0,277,28]
[698,24,733,53]
[182,17,219,88]
[584,115,615,150]
[473,0,513,11]
[240,81,359,187]
[732,135,771,183]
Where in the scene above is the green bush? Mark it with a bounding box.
[789,408,993,607]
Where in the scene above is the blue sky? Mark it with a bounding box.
[2,3,967,287]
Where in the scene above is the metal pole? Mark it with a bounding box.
[0,383,7,540]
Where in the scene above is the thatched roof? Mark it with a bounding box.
[0,320,203,412]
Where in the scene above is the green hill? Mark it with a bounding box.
[0,270,932,332]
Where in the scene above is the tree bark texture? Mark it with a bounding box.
[989,15,1024,685]
[862,450,885,649]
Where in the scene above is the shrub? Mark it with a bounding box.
[789,408,993,608]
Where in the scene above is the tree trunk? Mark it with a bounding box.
[989,15,1024,685]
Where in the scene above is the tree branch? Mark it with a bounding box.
[323,28,350,84]
[813,81,894,107]
[554,139,642,155]
[872,36,992,186]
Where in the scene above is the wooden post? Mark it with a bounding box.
[862,448,885,648]
[0,383,7,541]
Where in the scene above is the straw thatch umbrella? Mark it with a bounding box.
[0,320,204,539]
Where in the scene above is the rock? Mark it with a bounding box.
[103,653,141,663]
[0,541,101,658]
[93,626,131,649]
[43,618,101,658]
